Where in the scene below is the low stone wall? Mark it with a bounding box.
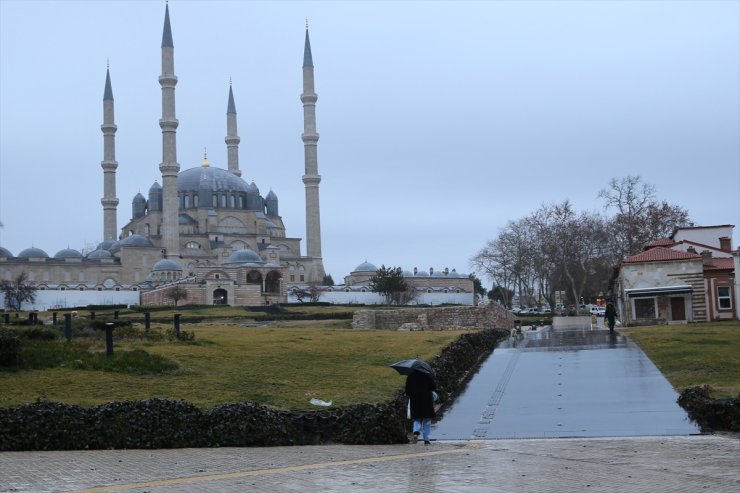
[351,302,515,331]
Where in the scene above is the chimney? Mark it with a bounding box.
[719,236,731,252]
[429,267,434,276]
[686,246,697,254]
[700,250,713,265]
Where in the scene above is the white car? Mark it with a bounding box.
[590,306,606,316]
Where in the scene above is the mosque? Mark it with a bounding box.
[0,4,324,307]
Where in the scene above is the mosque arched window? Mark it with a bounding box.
[230,195,235,208]
[238,196,244,208]
[220,195,227,208]
[213,196,218,208]
[184,195,191,208]
[194,195,199,208]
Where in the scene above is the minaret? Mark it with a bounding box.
[301,23,324,275]
[225,80,241,177]
[159,3,180,257]
[100,63,119,241]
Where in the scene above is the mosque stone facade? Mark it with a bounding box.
[0,5,325,309]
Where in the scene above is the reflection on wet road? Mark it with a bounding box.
[434,317,701,439]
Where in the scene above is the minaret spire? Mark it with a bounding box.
[301,24,325,279]
[225,79,241,177]
[101,64,119,241]
[158,2,180,257]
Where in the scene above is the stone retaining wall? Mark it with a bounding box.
[351,302,515,331]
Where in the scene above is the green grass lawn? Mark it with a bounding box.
[0,322,460,410]
[621,321,740,398]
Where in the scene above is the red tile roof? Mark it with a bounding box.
[703,257,735,271]
[623,247,701,263]
[644,238,676,249]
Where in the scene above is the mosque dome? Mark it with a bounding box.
[0,247,13,257]
[97,239,118,251]
[431,271,446,278]
[402,270,414,277]
[226,248,262,263]
[354,261,378,272]
[151,259,182,271]
[87,249,113,259]
[178,166,250,193]
[149,181,162,192]
[17,247,49,259]
[247,181,260,194]
[115,234,154,250]
[54,248,83,259]
[414,270,429,277]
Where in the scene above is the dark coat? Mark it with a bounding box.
[405,371,436,419]
[605,304,617,322]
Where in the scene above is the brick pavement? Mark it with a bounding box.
[1,434,738,492]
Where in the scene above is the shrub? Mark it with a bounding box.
[0,329,20,367]
[677,385,740,432]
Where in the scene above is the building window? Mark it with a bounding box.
[184,195,191,208]
[290,275,295,282]
[194,195,199,207]
[634,298,656,319]
[300,275,305,282]
[79,287,84,291]
[115,287,120,291]
[215,273,220,279]
[230,195,235,208]
[220,195,226,208]
[98,287,102,291]
[213,195,218,208]
[718,286,732,309]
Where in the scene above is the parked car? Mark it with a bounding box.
[590,306,606,316]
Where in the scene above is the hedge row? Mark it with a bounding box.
[677,386,740,432]
[0,328,508,450]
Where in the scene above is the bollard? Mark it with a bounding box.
[64,313,72,342]
[52,312,58,325]
[114,310,119,320]
[105,323,114,356]
[144,312,150,331]
[174,313,181,337]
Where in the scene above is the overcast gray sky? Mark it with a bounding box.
[1,0,738,283]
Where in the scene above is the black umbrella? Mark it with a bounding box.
[390,359,435,376]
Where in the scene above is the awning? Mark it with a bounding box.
[625,285,693,298]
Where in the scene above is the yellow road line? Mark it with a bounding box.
[67,442,482,493]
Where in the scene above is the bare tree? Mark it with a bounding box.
[1,272,37,311]
[165,285,188,306]
[599,176,691,259]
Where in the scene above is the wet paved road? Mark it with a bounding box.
[434,317,701,439]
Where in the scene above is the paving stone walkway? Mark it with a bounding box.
[1,435,738,492]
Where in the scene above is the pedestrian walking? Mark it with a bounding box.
[405,369,437,445]
[605,303,618,332]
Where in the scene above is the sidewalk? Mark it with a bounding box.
[1,434,738,492]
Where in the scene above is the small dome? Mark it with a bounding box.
[266,190,278,200]
[87,249,113,259]
[133,193,146,203]
[0,246,13,257]
[414,270,429,277]
[247,181,260,194]
[402,270,414,277]
[54,248,83,259]
[151,259,182,272]
[226,248,262,263]
[118,234,154,248]
[97,239,118,251]
[354,261,378,272]
[149,181,162,192]
[431,270,446,278]
[17,247,49,258]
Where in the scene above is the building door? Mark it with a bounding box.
[213,288,227,305]
[670,297,686,321]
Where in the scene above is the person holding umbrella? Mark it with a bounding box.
[391,359,437,445]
